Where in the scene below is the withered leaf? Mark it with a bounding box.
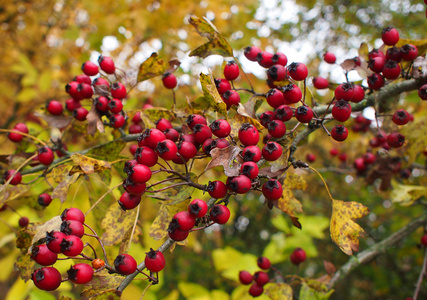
[205,145,241,177]
[87,105,104,136]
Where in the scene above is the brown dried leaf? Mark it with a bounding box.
[34,112,73,129]
[258,166,287,178]
[323,260,336,275]
[87,105,104,136]
[205,145,241,177]
[28,216,62,252]
[340,59,357,72]
[236,103,264,130]
[70,153,111,175]
[51,173,80,203]
[330,199,369,255]
[243,95,265,118]
[165,58,181,74]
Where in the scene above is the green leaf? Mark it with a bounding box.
[212,246,258,281]
[188,16,233,58]
[299,281,334,300]
[199,73,228,116]
[86,140,127,161]
[137,52,166,83]
[178,282,210,299]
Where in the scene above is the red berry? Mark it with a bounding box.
[92,77,110,88]
[110,114,126,129]
[170,211,196,231]
[95,96,110,112]
[400,44,418,61]
[421,235,427,247]
[46,100,63,116]
[306,153,316,162]
[331,125,349,142]
[186,114,207,130]
[238,123,259,146]
[312,77,329,89]
[262,179,283,201]
[98,55,115,74]
[266,88,285,108]
[207,180,227,199]
[162,72,177,89]
[155,139,178,161]
[242,145,262,162]
[140,128,166,149]
[32,267,62,291]
[78,83,94,99]
[382,60,401,79]
[135,146,158,167]
[274,105,294,122]
[386,132,405,148]
[267,64,287,81]
[228,175,252,194]
[38,146,55,165]
[164,128,180,142]
[224,61,240,81]
[368,56,385,73]
[4,169,22,185]
[295,106,313,123]
[267,119,286,138]
[31,244,58,266]
[282,83,302,104]
[210,204,231,224]
[8,123,28,143]
[332,100,352,122]
[352,84,365,103]
[272,52,287,66]
[128,163,152,183]
[60,219,85,238]
[168,228,190,241]
[259,111,275,128]
[367,73,385,90]
[81,61,99,76]
[221,90,241,109]
[335,83,354,101]
[354,157,367,172]
[244,46,262,61]
[19,216,29,227]
[68,263,94,284]
[73,107,89,121]
[418,84,427,100]
[65,81,83,101]
[193,124,213,144]
[240,161,259,180]
[108,99,124,114]
[118,191,142,210]
[155,118,173,132]
[249,283,264,297]
[74,74,91,85]
[382,27,399,46]
[188,199,208,218]
[60,234,84,256]
[287,62,308,81]
[210,119,231,138]
[262,141,282,161]
[369,48,385,60]
[61,207,85,223]
[174,141,197,163]
[123,178,147,196]
[253,271,269,286]
[257,51,274,68]
[114,254,137,275]
[330,148,339,156]
[145,248,166,273]
[290,248,306,265]
[323,51,336,64]
[363,152,376,165]
[392,109,410,125]
[257,257,271,270]
[111,82,127,99]
[239,270,253,285]
[386,46,401,62]
[46,231,67,253]
[215,78,231,95]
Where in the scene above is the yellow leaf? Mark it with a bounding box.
[70,153,111,174]
[101,204,138,247]
[391,181,427,206]
[400,120,427,164]
[264,283,293,300]
[199,73,228,116]
[51,173,80,203]
[330,199,369,255]
[137,52,166,83]
[50,164,73,184]
[277,171,306,221]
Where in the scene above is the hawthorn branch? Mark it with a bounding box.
[327,211,427,289]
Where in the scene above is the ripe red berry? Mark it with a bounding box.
[207,180,227,199]
[73,107,88,121]
[32,267,62,291]
[60,219,85,238]
[266,88,285,108]
[81,61,99,76]
[262,179,283,201]
[95,96,110,112]
[295,106,313,123]
[323,51,336,64]
[108,99,124,114]
[19,216,29,228]
[257,51,274,68]
[74,74,91,85]
[330,148,339,156]
[129,123,143,134]
[155,139,178,161]
[92,77,110,88]
[354,157,367,172]
[244,46,262,61]
[386,132,405,148]
[8,123,28,143]
[306,153,316,162]
[287,62,308,81]
[174,141,197,163]
[65,81,83,101]
[128,163,152,183]
[38,146,55,165]
[312,76,329,89]
[224,61,240,81]
[267,64,287,81]
[164,128,179,142]
[332,100,352,122]
[367,73,385,90]
[363,152,376,165]
[282,83,302,104]
[46,100,63,116]
[118,191,142,211]
[421,235,427,247]
[215,78,231,95]
[386,46,401,62]
[257,257,271,270]
[239,270,253,285]
[140,128,166,149]
[68,263,94,284]
[186,114,207,130]
[382,27,400,46]
[272,52,287,66]
[210,204,231,224]
[262,141,282,161]
[249,283,264,297]
[162,72,178,89]
[253,271,269,286]
[188,199,208,218]
[98,55,115,74]
[392,109,410,125]
[31,244,58,266]
[78,83,94,99]
[168,228,190,241]
[114,254,137,275]
[123,178,147,196]
[418,84,427,100]
[135,146,158,167]
[352,84,365,103]
[60,234,84,256]
[171,211,196,231]
[221,90,241,109]
[369,48,385,60]
[46,231,67,253]
[400,44,418,61]
[145,248,166,273]
[228,175,252,194]
[193,124,213,144]
[61,207,85,223]
[210,119,231,138]
[368,56,385,73]
[242,145,262,162]
[240,161,259,180]
[259,111,275,128]
[155,118,173,132]
[238,123,259,146]
[110,114,126,129]
[4,169,22,185]
[267,119,286,138]
[331,125,349,142]
[274,105,294,122]
[111,82,127,99]
[382,60,401,79]
[290,248,306,265]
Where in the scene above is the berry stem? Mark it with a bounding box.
[0,129,48,146]
[413,248,427,300]
[83,222,110,266]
